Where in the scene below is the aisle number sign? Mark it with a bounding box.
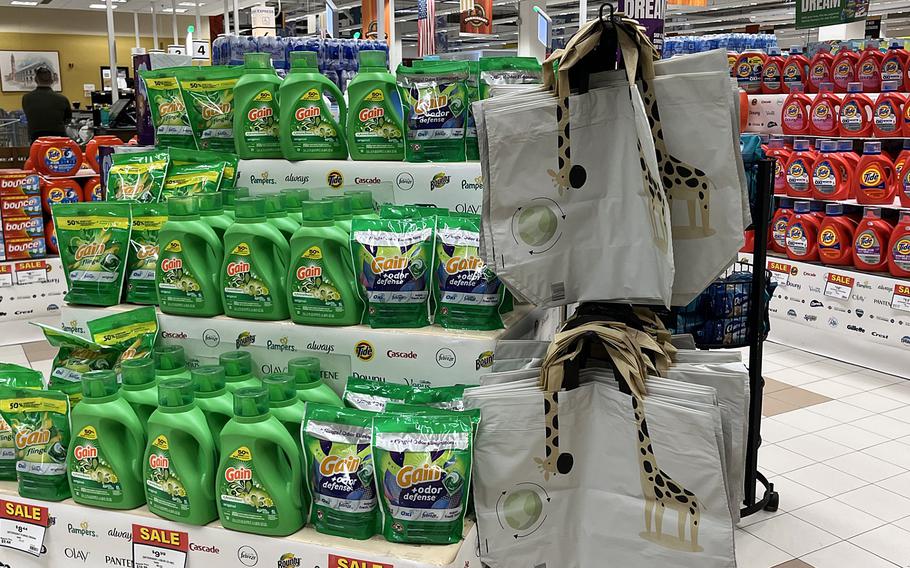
[824,272,854,300]
[0,499,49,556]
[767,260,793,285]
[796,0,870,29]
[892,284,910,313]
[132,524,188,568]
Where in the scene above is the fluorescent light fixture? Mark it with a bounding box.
[178,1,203,5]
[89,3,117,8]
[10,1,39,5]
[161,7,187,11]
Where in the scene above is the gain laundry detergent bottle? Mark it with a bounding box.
[346,50,404,161]
[154,344,192,382]
[191,365,235,444]
[264,194,300,240]
[281,189,308,224]
[216,387,305,536]
[199,192,232,241]
[289,356,343,406]
[233,53,282,159]
[221,197,291,320]
[280,51,348,160]
[346,190,379,218]
[119,358,158,428]
[327,195,355,234]
[220,351,261,393]
[287,200,363,326]
[262,374,307,452]
[223,187,251,220]
[144,378,218,525]
[68,371,146,509]
[156,196,224,317]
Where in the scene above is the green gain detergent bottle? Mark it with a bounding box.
[326,195,354,234]
[191,365,235,444]
[346,50,404,161]
[288,356,343,406]
[154,344,192,382]
[144,378,218,525]
[262,374,306,451]
[281,189,309,224]
[265,193,300,240]
[221,197,291,320]
[345,190,378,218]
[233,53,282,159]
[287,200,363,326]
[67,370,146,509]
[120,358,158,428]
[280,51,348,160]
[220,350,261,393]
[216,387,305,536]
[199,192,232,241]
[223,187,251,220]
[156,196,224,317]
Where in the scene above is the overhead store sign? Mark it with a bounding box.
[362,0,391,40]
[795,0,870,29]
[460,0,493,35]
[619,0,666,49]
[251,5,276,36]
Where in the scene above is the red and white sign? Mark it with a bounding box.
[767,260,793,285]
[132,524,188,568]
[824,272,854,301]
[892,284,910,313]
[14,260,48,285]
[0,499,48,557]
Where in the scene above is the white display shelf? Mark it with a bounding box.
[772,193,910,212]
[0,257,66,345]
[0,481,480,568]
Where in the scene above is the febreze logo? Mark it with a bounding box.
[820,227,837,246]
[862,167,882,186]
[248,107,273,121]
[445,255,482,274]
[148,454,169,469]
[295,106,320,121]
[396,463,443,488]
[73,445,97,460]
[160,257,182,272]
[370,255,407,273]
[15,428,49,449]
[359,107,384,122]
[319,455,360,476]
[74,242,105,261]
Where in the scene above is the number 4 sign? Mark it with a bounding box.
[132,524,188,568]
[192,40,210,61]
[0,499,49,557]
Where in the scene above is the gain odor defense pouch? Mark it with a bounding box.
[0,386,72,501]
[34,323,119,406]
[351,217,434,328]
[435,214,504,330]
[140,69,195,149]
[478,56,542,99]
[301,404,377,539]
[161,162,225,199]
[397,62,469,162]
[175,66,243,152]
[53,202,132,306]
[0,364,44,481]
[126,202,167,304]
[372,412,473,544]
[107,150,170,202]
[168,147,239,189]
[86,306,159,370]
[343,377,414,412]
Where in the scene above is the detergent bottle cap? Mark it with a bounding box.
[288,356,321,385]
[290,50,318,70]
[890,41,903,50]
[82,370,119,399]
[192,365,227,394]
[121,358,155,387]
[819,139,837,152]
[837,139,854,152]
[158,378,195,408]
[768,46,781,56]
[243,52,273,70]
[301,200,334,222]
[280,188,308,211]
[154,344,187,372]
[863,141,882,155]
[793,139,810,151]
[167,196,199,217]
[768,137,785,149]
[262,374,297,404]
[864,206,883,218]
[235,196,267,220]
[794,201,812,213]
[790,45,803,55]
[233,387,270,418]
[220,350,253,378]
[825,203,845,215]
[779,197,794,208]
[198,192,223,213]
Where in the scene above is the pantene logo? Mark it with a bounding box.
[161,258,183,272]
[15,429,49,449]
[295,107,320,121]
[445,255,482,274]
[227,260,250,277]
[148,455,169,469]
[296,265,322,280]
[73,446,98,460]
[248,107,273,121]
[396,463,443,488]
[225,467,252,482]
[74,242,105,261]
[415,94,448,115]
[359,107,384,121]
[319,455,360,476]
[370,255,407,273]
[201,103,231,119]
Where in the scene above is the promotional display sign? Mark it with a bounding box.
[0,257,66,325]
[132,524,188,568]
[619,0,666,49]
[795,0,870,29]
[0,499,48,557]
[460,0,493,35]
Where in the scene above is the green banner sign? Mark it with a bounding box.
[796,0,870,29]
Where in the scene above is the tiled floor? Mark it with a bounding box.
[5,338,910,567]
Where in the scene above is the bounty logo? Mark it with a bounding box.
[430,172,451,191]
[250,171,276,185]
[236,331,256,349]
[266,337,296,352]
[277,554,300,568]
[476,350,494,370]
[327,170,344,189]
[355,340,375,361]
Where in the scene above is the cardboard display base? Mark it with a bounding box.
[59,304,544,391]
[0,481,481,568]
[0,257,66,338]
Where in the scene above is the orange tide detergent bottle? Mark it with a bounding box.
[770,198,795,254]
[808,45,835,93]
[898,152,910,207]
[818,203,857,266]
[84,135,123,173]
[882,41,909,86]
[855,141,897,205]
[888,211,910,277]
[853,207,894,271]
[735,50,766,94]
[30,136,83,177]
[836,139,860,196]
[810,83,840,136]
[839,82,874,137]
[783,45,810,92]
[857,40,884,93]
[872,81,906,138]
[832,46,859,93]
[762,46,785,94]
[894,139,910,185]
[785,139,816,198]
[812,139,852,200]
[786,201,821,261]
[782,84,813,135]
[765,137,791,194]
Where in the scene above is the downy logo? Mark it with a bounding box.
[277,553,301,568]
[267,337,296,352]
[429,172,450,191]
[327,170,344,189]
[475,350,494,370]
[355,341,374,361]
[284,174,310,185]
[203,329,221,347]
[250,171,276,185]
[67,521,98,538]
[236,331,256,349]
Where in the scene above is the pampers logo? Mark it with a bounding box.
[462,176,483,191]
[327,170,344,189]
[266,337,296,352]
[476,350,494,370]
[236,331,256,349]
[277,553,301,568]
[250,171,277,185]
[430,172,450,191]
[355,341,374,361]
[68,522,98,538]
[61,319,85,335]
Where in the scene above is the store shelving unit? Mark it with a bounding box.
[772,194,910,212]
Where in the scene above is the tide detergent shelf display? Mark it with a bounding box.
[811,140,852,200]
[734,49,765,94]
[854,207,894,271]
[770,197,794,254]
[872,81,905,138]
[832,47,859,93]
[785,139,815,198]
[786,200,820,262]
[857,41,884,93]
[279,51,348,160]
[783,45,809,91]
[882,41,910,86]
[854,141,896,205]
[808,46,834,93]
[234,53,282,159]
[818,204,857,266]
[889,211,910,277]
[762,46,785,94]
[839,83,874,137]
[782,84,812,135]
[809,83,840,136]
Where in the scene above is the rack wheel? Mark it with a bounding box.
[764,490,779,512]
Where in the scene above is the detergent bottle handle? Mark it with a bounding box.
[265,226,291,273]
[198,224,225,266]
[275,428,303,510]
[191,419,217,502]
[325,80,347,129]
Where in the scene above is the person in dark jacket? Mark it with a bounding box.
[22,66,72,142]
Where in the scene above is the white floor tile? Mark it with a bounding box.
[876,471,910,500]
[874,382,910,405]
[801,379,863,399]
[760,418,809,444]
[815,424,890,451]
[850,524,910,566]
[824,452,906,483]
[764,367,823,387]
[0,345,30,367]
[777,433,853,462]
[768,476,828,512]
[840,392,908,413]
[852,414,910,439]
[744,513,839,557]
[893,515,910,533]
[832,371,904,390]
[762,342,792,355]
[808,400,873,423]
[797,360,857,379]
[790,498,886,539]
[801,541,900,568]
[734,529,793,568]
[758,444,815,475]
[772,408,842,433]
[863,440,910,470]
[837,484,910,522]
[761,361,786,374]
[764,350,825,368]
[784,463,868,497]
[736,506,788,528]
[882,405,910,424]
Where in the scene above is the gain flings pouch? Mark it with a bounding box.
[343,377,415,412]
[397,62,469,162]
[175,66,243,153]
[140,69,196,149]
[33,322,119,406]
[0,364,44,482]
[126,203,167,305]
[168,147,239,189]
[161,162,225,200]
[372,412,473,544]
[53,202,132,306]
[106,150,170,202]
[435,214,504,330]
[87,306,159,371]
[478,56,542,99]
[0,386,71,501]
[351,217,434,328]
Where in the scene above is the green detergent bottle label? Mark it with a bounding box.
[291,88,343,154]
[219,446,278,528]
[291,245,344,319]
[145,435,190,517]
[157,239,204,308]
[70,425,124,504]
[224,242,277,314]
[353,89,403,156]
[241,90,280,154]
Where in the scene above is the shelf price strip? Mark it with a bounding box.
[0,498,48,556]
[892,284,910,313]
[824,272,855,300]
[132,524,188,568]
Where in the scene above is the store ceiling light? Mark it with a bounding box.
[10,1,39,5]
[89,3,117,8]
[161,7,188,11]
[178,1,203,5]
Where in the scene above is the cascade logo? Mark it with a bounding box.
[429,172,450,191]
[355,341,375,361]
[810,300,824,308]
[396,463,443,488]
[250,171,277,185]
[190,543,220,554]
[285,174,310,184]
[277,554,301,568]
[67,521,98,538]
[320,455,361,475]
[476,350,494,370]
[203,328,221,347]
[847,324,866,333]
[307,341,335,354]
[236,331,256,349]
[387,350,417,360]
[267,337,296,352]
[872,331,889,339]
[108,528,132,541]
[395,172,415,191]
[161,331,188,340]
[327,170,344,189]
[238,546,260,567]
[436,348,457,368]
[462,176,483,191]
[64,547,90,562]
[355,177,381,185]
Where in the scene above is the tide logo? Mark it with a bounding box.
[842,102,859,118]
[860,61,876,76]
[319,455,361,476]
[45,148,63,163]
[895,238,910,256]
[736,62,751,78]
[814,163,832,180]
[788,226,804,240]
[788,162,805,177]
[862,167,882,187]
[396,463,443,488]
[819,228,838,246]
[834,62,851,78]
[883,61,900,75]
[877,104,895,118]
[784,103,801,118]
[813,105,830,119]
[784,64,799,79]
[811,63,827,78]
[857,232,876,249]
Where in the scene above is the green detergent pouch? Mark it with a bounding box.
[87,306,159,372]
[413,60,478,161]
[342,377,414,412]
[160,162,225,199]
[106,150,170,202]
[434,214,504,330]
[351,217,434,328]
[301,404,377,539]
[372,412,473,544]
[140,69,196,149]
[407,384,467,410]
[168,147,239,189]
[479,56,542,99]
[0,386,71,501]
[33,323,119,406]
[379,205,421,219]
[0,365,44,481]
[126,203,167,304]
[53,202,132,306]
[175,65,242,153]
[397,62,469,162]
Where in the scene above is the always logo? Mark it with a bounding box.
[108,528,132,541]
[285,174,310,185]
[307,341,335,354]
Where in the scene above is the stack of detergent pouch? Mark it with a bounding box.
[297,377,475,545]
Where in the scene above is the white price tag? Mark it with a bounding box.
[14,261,47,285]
[892,284,910,313]
[132,524,188,568]
[767,260,793,285]
[0,268,12,287]
[0,499,48,557]
[823,272,854,301]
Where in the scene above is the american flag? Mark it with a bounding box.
[417,0,436,56]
